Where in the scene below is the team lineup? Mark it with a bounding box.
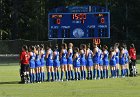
[19,42,137,84]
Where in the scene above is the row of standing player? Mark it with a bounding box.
[28,42,129,83]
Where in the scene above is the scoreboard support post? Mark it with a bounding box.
[62,39,64,44]
[54,39,58,46]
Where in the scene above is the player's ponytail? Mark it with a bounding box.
[64,43,67,49]
[74,47,79,53]
[130,43,136,51]
[69,43,73,49]
[130,43,135,48]
[103,45,108,50]
[114,43,119,48]
[87,43,90,49]
[35,45,40,55]
[22,45,28,52]
[29,45,34,52]
[62,43,67,49]
[55,44,58,50]
[40,44,44,50]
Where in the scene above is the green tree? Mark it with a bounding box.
[1,0,140,41]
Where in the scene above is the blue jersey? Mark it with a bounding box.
[40,50,45,66]
[67,49,73,64]
[115,48,120,64]
[87,50,92,59]
[103,50,109,66]
[93,47,99,65]
[124,49,129,64]
[29,52,35,68]
[99,49,103,66]
[47,49,53,66]
[119,51,125,65]
[86,49,93,66]
[80,50,86,66]
[73,53,80,68]
[35,53,41,67]
[110,52,116,66]
[60,49,67,65]
[53,50,60,67]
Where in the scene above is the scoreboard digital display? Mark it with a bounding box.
[48,12,110,39]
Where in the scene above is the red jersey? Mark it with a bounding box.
[20,51,30,64]
[129,48,136,60]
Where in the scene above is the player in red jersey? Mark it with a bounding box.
[19,45,30,83]
[129,43,137,76]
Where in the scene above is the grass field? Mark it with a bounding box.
[0,63,140,97]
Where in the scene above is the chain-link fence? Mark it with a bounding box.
[0,39,55,64]
[0,39,139,64]
[0,39,56,54]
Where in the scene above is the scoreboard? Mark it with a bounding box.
[48,7,110,39]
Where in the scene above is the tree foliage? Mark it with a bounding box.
[1,0,140,41]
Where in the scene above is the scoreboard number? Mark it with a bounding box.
[72,14,86,20]
[56,19,61,24]
[101,18,105,24]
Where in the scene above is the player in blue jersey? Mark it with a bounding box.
[67,43,74,80]
[86,43,93,80]
[40,44,45,82]
[35,45,42,83]
[29,46,36,83]
[114,43,120,77]
[98,45,103,79]
[124,44,129,76]
[46,44,54,81]
[80,44,87,80]
[60,43,68,81]
[119,45,126,77]
[73,47,81,80]
[53,44,60,81]
[102,45,109,79]
[93,43,100,79]
[110,47,117,78]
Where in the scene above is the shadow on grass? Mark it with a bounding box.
[137,73,140,76]
[0,81,22,85]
